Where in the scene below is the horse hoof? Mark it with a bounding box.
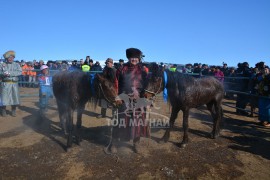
[76,136,81,145]
[161,136,169,143]
[211,133,219,139]
[110,145,118,154]
[65,146,71,152]
[179,143,187,148]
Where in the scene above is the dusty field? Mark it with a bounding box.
[0,87,270,179]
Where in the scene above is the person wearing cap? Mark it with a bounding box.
[0,50,22,117]
[96,58,118,118]
[68,60,79,71]
[109,48,149,153]
[38,65,53,117]
[91,61,102,72]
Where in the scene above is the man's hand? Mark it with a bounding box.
[4,71,10,77]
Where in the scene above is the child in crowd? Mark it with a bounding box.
[38,65,53,117]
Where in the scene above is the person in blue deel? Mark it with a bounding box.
[38,65,53,117]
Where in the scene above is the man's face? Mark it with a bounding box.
[7,56,14,63]
[106,62,113,68]
[129,57,139,65]
[42,68,49,75]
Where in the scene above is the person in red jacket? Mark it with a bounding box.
[109,48,149,153]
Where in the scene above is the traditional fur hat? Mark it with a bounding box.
[119,59,124,63]
[126,48,142,59]
[3,50,15,59]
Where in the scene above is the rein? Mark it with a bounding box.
[144,71,167,97]
[98,83,114,104]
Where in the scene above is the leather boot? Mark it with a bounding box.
[11,105,16,117]
[1,106,7,117]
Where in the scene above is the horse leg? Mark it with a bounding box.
[162,106,180,142]
[75,104,85,145]
[180,109,190,148]
[56,100,68,134]
[66,108,74,151]
[208,101,222,139]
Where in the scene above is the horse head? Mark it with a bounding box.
[144,63,164,99]
[95,73,122,107]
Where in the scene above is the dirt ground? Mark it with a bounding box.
[0,87,270,179]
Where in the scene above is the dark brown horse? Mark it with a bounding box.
[53,70,121,151]
[144,63,224,147]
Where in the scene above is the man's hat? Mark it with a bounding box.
[119,59,124,63]
[3,50,15,59]
[106,58,113,64]
[89,59,93,63]
[126,48,142,59]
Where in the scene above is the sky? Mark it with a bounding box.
[0,0,269,67]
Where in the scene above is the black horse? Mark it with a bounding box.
[144,63,224,147]
[53,70,121,151]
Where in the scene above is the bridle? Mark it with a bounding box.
[144,76,163,97]
[98,82,115,105]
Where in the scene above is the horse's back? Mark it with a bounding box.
[53,71,91,104]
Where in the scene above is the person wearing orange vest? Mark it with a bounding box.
[20,60,28,87]
[27,62,37,88]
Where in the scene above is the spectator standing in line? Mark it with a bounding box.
[27,62,36,88]
[214,67,225,82]
[81,61,90,72]
[201,64,210,76]
[69,60,79,71]
[89,59,94,69]
[119,59,124,68]
[91,61,102,72]
[193,63,203,78]
[20,60,28,87]
[235,62,252,115]
[0,50,22,117]
[185,63,193,73]
[169,64,177,72]
[221,63,230,77]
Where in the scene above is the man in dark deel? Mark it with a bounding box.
[96,58,118,118]
[109,48,149,153]
[221,63,230,76]
[235,62,252,115]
